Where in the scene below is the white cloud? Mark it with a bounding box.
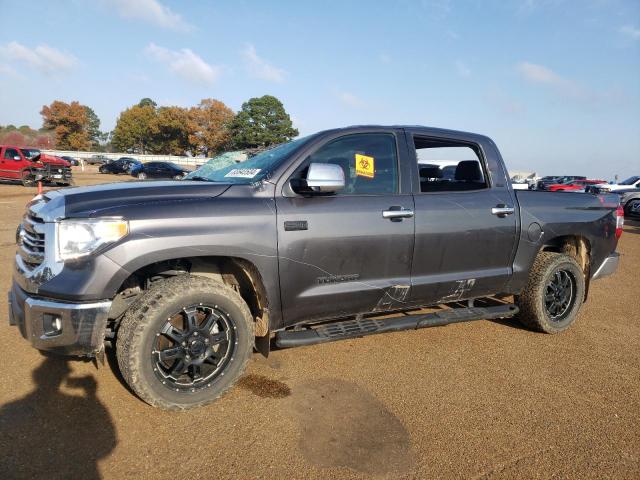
[337,91,366,108]
[455,60,471,77]
[104,0,193,32]
[0,41,77,75]
[620,25,640,40]
[242,44,286,83]
[145,43,221,85]
[517,61,566,86]
[516,61,624,107]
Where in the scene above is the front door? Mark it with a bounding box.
[0,147,22,179]
[276,132,415,326]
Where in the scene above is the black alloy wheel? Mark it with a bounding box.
[544,269,576,321]
[151,304,236,392]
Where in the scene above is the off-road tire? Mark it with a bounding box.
[116,275,254,410]
[515,252,585,334]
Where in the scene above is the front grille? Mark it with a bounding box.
[18,214,46,270]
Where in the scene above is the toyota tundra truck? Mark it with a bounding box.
[8,126,623,410]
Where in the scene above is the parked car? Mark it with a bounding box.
[8,125,622,410]
[99,157,141,174]
[547,179,606,192]
[0,145,72,186]
[593,176,640,193]
[617,185,640,217]
[536,175,586,191]
[131,161,190,180]
[60,155,80,166]
[85,154,111,165]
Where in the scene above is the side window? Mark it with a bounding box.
[414,137,488,193]
[297,133,398,195]
[4,148,19,160]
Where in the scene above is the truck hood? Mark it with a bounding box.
[35,153,71,167]
[29,180,231,221]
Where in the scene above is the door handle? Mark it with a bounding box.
[382,206,414,221]
[491,204,515,217]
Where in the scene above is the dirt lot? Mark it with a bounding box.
[0,170,638,479]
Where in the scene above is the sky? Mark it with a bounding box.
[0,0,639,179]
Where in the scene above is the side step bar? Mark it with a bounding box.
[275,304,519,349]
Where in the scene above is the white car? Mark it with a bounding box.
[597,175,640,192]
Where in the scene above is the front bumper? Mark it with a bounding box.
[592,252,620,280]
[8,281,111,356]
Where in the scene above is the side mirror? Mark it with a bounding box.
[291,163,345,194]
[13,155,21,161]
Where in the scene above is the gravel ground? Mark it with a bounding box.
[0,170,638,479]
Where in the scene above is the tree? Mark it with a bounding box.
[84,107,102,147]
[188,99,235,156]
[138,98,157,109]
[150,106,191,155]
[112,104,157,153]
[229,95,298,149]
[40,100,92,150]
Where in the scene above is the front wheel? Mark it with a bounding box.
[515,252,585,333]
[116,275,254,410]
[173,174,184,180]
[624,199,640,217]
[21,170,36,187]
[137,172,147,180]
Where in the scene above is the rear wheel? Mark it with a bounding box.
[515,252,585,333]
[173,174,184,180]
[116,275,254,410]
[137,172,147,180]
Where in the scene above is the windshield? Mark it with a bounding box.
[20,148,40,159]
[185,137,310,184]
[620,176,640,185]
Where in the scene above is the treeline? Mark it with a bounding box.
[3,95,298,156]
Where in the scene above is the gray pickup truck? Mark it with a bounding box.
[8,126,623,410]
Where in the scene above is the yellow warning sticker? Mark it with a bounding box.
[355,153,374,178]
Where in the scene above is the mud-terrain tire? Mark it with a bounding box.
[116,275,254,410]
[515,252,585,334]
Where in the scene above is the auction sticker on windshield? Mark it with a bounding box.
[224,168,261,178]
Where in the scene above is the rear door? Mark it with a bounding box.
[407,131,518,304]
[0,147,23,179]
[276,130,415,326]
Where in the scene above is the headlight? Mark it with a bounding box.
[57,218,128,260]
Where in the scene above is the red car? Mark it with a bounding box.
[547,179,606,192]
[0,145,72,186]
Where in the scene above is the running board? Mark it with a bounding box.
[275,304,519,349]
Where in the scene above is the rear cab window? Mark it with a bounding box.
[412,136,489,193]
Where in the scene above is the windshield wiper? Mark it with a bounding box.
[186,176,214,182]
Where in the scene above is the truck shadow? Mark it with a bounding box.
[0,356,117,479]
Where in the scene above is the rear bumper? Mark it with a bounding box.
[8,281,111,356]
[592,252,620,280]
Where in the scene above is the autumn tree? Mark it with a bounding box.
[41,100,93,150]
[112,103,157,153]
[150,106,191,155]
[188,99,235,156]
[229,95,298,149]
